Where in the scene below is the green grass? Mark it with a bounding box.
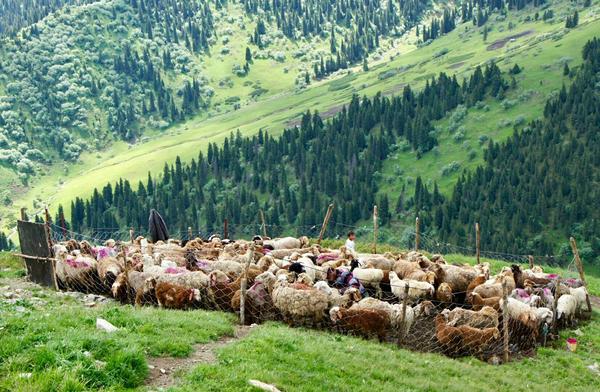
[0,254,236,391]
[175,317,600,392]
[5,2,599,232]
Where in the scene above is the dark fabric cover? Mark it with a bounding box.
[148,209,169,243]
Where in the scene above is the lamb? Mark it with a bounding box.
[271,277,329,326]
[466,275,487,300]
[510,289,543,308]
[206,270,256,311]
[502,297,539,337]
[351,268,386,298]
[111,271,156,305]
[155,281,201,310]
[534,307,553,327]
[97,257,123,288]
[471,293,501,311]
[329,306,391,342]
[350,297,414,336]
[414,300,436,319]
[389,271,434,302]
[556,294,578,326]
[314,281,362,309]
[231,272,280,324]
[569,287,589,314]
[435,283,453,303]
[441,306,499,329]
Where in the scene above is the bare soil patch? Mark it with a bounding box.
[145,325,253,389]
[487,30,534,51]
[448,61,465,69]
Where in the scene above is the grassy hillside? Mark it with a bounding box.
[1,251,599,391]
[2,1,599,234]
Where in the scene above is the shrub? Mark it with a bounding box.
[441,161,461,176]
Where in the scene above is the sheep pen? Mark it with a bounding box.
[19,233,594,364]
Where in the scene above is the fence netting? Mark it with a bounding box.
[41,223,592,364]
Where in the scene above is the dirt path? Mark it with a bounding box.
[145,325,253,389]
[486,29,534,51]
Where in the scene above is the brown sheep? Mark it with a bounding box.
[466,275,487,300]
[442,306,499,329]
[329,307,391,342]
[435,314,500,356]
[97,257,123,289]
[471,293,501,311]
[155,282,201,310]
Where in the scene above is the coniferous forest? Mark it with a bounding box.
[62,38,600,263]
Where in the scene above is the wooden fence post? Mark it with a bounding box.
[372,205,378,254]
[317,204,334,245]
[528,255,534,270]
[502,281,509,363]
[398,284,410,344]
[240,244,254,325]
[414,217,420,252]
[188,227,193,240]
[475,222,480,265]
[129,227,134,244]
[259,210,267,238]
[569,237,587,285]
[224,218,229,239]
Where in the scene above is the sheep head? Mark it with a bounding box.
[189,288,201,302]
[299,236,310,248]
[329,306,343,323]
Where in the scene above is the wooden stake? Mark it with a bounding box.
[259,210,267,238]
[528,255,534,270]
[502,281,509,363]
[414,217,420,252]
[129,227,134,244]
[569,237,587,286]
[398,283,410,344]
[317,204,334,245]
[372,205,378,254]
[475,222,480,265]
[188,226,193,240]
[224,218,229,239]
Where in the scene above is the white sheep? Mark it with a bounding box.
[264,236,309,250]
[569,286,589,314]
[314,281,361,309]
[271,278,329,326]
[352,268,385,298]
[389,271,434,302]
[556,294,578,325]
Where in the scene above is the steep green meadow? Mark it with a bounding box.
[3,1,600,232]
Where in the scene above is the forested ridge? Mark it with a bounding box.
[427,37,600,262]
[0,0,90,36]
[63,62,509,237]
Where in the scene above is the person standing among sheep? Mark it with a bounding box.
[345,231,356,253]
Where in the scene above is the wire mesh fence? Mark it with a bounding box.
[39,223,592,364]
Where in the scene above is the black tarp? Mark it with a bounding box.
[148,209,169,243]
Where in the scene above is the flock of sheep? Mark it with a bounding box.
[51,235,592,362]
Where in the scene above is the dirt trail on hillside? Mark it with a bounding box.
[486,30,534,51]
[145,325,253,389]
